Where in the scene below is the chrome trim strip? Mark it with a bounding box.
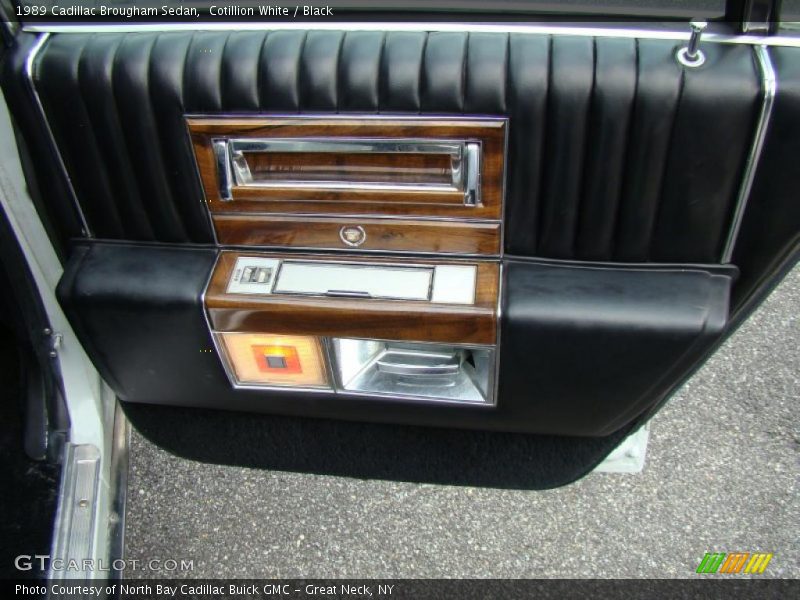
[492,110,506,409]
[25,33,93,238]
[493,260,503,410]
[18,22,800,48]
[232,180,461,193]
[222,249,487,267]
[49,444,101,581]
[215,210,502,224]
[721,45,777,264]
[463,142,480,206]
[323,333,495,351]
[106,401,130,579]
[230,137,464,156]
[225,243,500,259]
[320,335,340,391]
[225,379,334,394]
[200,250,230,383]
[499,118,509,259]
[189,112,506,121]
[22,22,699,36]
[212,139,234,201]
[336,387,495,408]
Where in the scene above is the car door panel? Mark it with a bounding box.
[56,241,734,437]
[2,26,798,482]
[19,31,761,261]
[501,259,735,436]
[731,45,800,311]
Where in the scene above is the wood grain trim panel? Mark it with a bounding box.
[188,117,506,221]
[213,214,501,256]
[207,187,470,213]
[205,252,499,346]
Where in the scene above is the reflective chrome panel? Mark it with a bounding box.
[331,338,495,405]
[213,136,481,204]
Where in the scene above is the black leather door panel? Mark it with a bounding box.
[8,12,800,555]
[3,27,796,485]
[732,46,800,311]
[501,259,735,436]
[57,243,734,437]
[19,30,760,263]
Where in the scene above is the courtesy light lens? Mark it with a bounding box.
[219,333,329,388]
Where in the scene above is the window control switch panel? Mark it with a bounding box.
[225,257,280,295]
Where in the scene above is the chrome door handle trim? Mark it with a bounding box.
[212,137,482,205]
[464,142,481,206]
[212,138,234,201]
[228,137,464,156]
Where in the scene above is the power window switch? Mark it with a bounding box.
[226,257,281,295]
[254,267,272,284]
[240,265,273,284]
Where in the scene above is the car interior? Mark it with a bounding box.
[0,0,798,579]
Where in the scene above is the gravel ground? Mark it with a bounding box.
[125,267,799,579]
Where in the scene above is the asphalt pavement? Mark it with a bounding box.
[124,266,799,578]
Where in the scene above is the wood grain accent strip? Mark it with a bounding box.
[209,187,469,212]
[213,214,501,255]
[188,117,506,220]
[206,252,499,346]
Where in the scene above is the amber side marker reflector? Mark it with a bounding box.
[219,333,329,388]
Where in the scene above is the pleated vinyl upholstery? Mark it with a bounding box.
[33,30,761,262]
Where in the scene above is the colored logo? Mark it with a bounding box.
[696,552,773,574]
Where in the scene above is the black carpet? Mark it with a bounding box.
[123,401,632,490]
[0,328,59,580]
